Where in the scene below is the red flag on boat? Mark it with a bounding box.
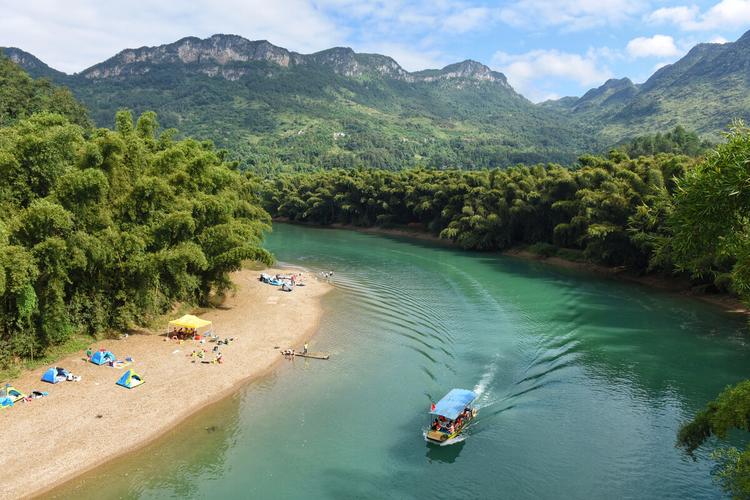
[430,403,436,411]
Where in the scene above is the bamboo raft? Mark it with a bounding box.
[281,351,330,360]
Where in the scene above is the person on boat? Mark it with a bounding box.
[431,419,439,431]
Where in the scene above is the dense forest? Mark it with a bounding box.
[0,55,89,128]
[0,56,273,365]
[0,108,272,366]
[260,128,748,298]
[615,125,714,158]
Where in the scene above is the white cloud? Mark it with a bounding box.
[646,0,750,31]
[359,41,450,71]
[709,35,730,43]
[492,49,613,102]
[441,7,493,34]
[499,0,649,31]
[626,35,681,58]
[0,0,344,73]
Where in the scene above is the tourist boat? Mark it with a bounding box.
[424,388,477,446]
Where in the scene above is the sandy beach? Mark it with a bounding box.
[0,268,330,499]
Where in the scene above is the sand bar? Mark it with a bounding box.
[0,268,330,499]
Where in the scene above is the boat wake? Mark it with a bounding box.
[474,354,500,397]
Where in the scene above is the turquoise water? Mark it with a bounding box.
[53,224,750,499]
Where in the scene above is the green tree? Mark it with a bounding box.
[677,381,750,499]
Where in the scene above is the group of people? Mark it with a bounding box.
[281,343,309,357]
[171,327,196,339]
[190,348,223,364]
[430,407,473,433]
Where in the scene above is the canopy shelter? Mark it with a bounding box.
[429,389,477,420]
[168,315,213,338]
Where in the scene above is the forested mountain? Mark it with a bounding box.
[2,35,598,169]
[4,30,750,170]
[545,31,750,142]
[0,54,89,128]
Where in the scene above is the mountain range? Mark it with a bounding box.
[3,30,750,169]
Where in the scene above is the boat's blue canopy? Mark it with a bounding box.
[430,389,477,420]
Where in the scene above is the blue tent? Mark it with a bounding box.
[430,389,477,420]
[90,350,116,365]
[0,397,13,409]
[116,369,144,389]
[41,367,70,384]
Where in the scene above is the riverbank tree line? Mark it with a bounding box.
[261,130,748,301]
[0,109,272,366]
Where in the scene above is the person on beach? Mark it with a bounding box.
[303,343,308,354]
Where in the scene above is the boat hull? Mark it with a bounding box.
[423,409,477,446]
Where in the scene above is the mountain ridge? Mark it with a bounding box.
[16,34,511,87]
[545,32,750,141]
[4,30,750,168]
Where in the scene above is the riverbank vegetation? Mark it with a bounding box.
[0,107,272,367]
[614,125,713,158]
[261,127,749,303]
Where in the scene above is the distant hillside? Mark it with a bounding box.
[2,35,597,169]
[0,53,89,127]
[5,30,750,168]
[543,31,750,142]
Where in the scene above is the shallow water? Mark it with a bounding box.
[52,224,750,499]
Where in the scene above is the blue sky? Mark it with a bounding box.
[2,0,750,101]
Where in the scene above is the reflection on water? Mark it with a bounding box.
[50,387,244,499]
[52,225,749,499]
[425,440,465,464]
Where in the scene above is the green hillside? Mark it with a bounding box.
[5,30,750,169]
[3,36,598,170]
[546,31,750,143]
[0,54,89,128]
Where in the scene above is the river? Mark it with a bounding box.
[52,224,750,499]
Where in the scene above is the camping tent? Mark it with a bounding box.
[90,350,116,365]
[0,397,12,409]
[41,367,70,384]
[116,369,144,389]
[0,386,26,403]
[168,315,213,338]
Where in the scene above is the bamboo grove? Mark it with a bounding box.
[0,109,272,364]
[261,128,750,303]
